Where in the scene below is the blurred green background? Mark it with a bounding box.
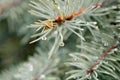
[0,18,37,72]
[0,0,38,72]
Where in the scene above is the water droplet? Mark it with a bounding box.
[89,22,97,25]
[93,22,97,25]
[60,42,64,46]
[114,48,118,51]
[54,31,58,35]
[41,36,47,40]
[40,74,46,79]
[103,42,108,46]
[58,6,60,10]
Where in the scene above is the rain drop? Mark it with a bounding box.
[89,22,97,25]
[40,74,46,79]
[60,42,65,46]
[93,22,97,25]
[57,6,60,10]
[103,42,108,46]
[114,48,118,51]
[54,31,58,35]
[41,36,47,40]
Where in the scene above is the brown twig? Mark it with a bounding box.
[42,2,104,30]
[0,0,21,15]
[54,2,104,24]
[54,7,86,23]
[87,39,120,74]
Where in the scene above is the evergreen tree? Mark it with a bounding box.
[0,0,120,80]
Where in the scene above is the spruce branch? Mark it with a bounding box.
[29,0,104,44]
[87,39,120,74]
[0,0,119,80]
[66,38,120,80]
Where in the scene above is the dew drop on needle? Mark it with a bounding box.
[60,42,65,46]
[103,42,108,46]
[40,74,46,79]
[41,36,47,40]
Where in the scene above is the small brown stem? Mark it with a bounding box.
[87,39,120,74]
[54,1,104,24]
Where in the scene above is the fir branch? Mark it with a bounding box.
[29,0,103,45]
[0,0,119,80]
[87,39,120,74]
[66,37,120,80]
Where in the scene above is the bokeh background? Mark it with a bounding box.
[0,0,38,72]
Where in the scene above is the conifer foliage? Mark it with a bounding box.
[0,0,120,80]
